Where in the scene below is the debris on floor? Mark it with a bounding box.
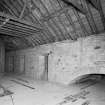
[81,100,90,105]
[57,90,90,105]
[0,84,13,97]
[11,80,35,90]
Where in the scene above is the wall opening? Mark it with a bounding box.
[7,56,14,73]
[72,74,105,84]
[39,54,49,81]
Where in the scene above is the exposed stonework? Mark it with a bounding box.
[6,33,105,84]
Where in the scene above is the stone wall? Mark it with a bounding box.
[6,33,105,84]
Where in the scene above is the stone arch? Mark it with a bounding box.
[71,73,105,84]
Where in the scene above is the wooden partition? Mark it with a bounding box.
[0,38,5,73]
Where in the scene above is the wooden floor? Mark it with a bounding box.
[0,74,105,105]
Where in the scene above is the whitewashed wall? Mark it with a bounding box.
[6,33,105,84]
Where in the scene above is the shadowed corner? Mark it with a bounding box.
[69,74,105,85]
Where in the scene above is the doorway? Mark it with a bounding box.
[39,54,49,81]
[7,56,14,73]
[19,55,25,74]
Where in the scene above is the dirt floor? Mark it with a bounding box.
[0,74,105,105]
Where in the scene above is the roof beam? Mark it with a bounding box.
[80,0,98,34]
[87,0,98,10]
[22,0,52,43]
[97,0,105,30]
[61,0,87,14]
[0,12,43,30]
[73,9,89,37]
[19,2,27,19]
[87,0,105,30]
[57,0,75,40]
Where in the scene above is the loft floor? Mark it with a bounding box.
[0,74,105,105]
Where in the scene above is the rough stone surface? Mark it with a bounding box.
[6,33,105,84]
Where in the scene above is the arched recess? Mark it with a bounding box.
[71,73,105,84]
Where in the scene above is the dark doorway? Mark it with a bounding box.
[39,54,49,81]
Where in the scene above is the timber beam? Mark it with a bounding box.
[0,12,43,30]
[62,0,87,14]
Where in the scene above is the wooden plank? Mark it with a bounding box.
[11,80,35,90]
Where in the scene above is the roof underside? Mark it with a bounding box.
[0,0,105,51]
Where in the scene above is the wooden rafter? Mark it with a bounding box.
[80,0,98,34]
[34,0,54,43]
[66,11,78,40]
[19,1,27,19]
[57,0,78,40]
[97,0,105,30]
[49,19,63,41]
[0,12,43,30]
[61,0,87,14]
[42,0,72,41]
[87,0,105,30]
[57,0,74,40]
[87,0,98,10]
[3,0,19,17]
[59,15,72,39]
[0,1,15,16]
[22,0,53,43]
[73,8,89,37]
